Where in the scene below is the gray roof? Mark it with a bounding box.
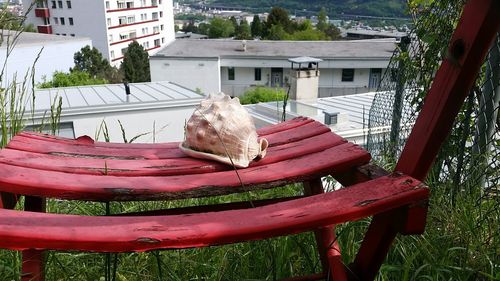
[153,39,396,60]
[28,81,203,116]
[345,28,408,39]
[288,56,323,64]
[0,30,91,48]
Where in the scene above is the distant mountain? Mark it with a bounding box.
[206,0,408,18]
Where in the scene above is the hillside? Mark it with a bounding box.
[205,0,408,18]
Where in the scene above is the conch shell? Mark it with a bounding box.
[180,93,268,168]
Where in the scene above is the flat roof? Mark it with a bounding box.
[288,57,323,64]
[0,30,91,48]
[153,39,396,60]
[345,28,408,39]
[27,81,203,116]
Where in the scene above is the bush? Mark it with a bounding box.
[238,87,286,105]
[38,71,108,88]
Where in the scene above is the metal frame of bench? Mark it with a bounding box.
[0,1,499,280]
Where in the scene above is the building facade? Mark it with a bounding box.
[150,39,396,97]
[24,0,175,65]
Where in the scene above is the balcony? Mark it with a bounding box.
[34,8,50,18]
[37,25,53,34]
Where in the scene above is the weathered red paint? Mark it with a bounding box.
[0,174,428,252]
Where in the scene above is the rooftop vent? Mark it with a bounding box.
[324,111,349,125]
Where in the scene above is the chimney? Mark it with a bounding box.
[124,82,131,102]
[288,57,322,100]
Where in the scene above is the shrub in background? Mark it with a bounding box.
[239,87,286,105]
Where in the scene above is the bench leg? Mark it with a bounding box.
[348,204,427,281]
[304,179,348,281]
[21,196,46,281]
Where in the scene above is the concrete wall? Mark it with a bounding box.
[0,37,93,84]
[150,57,220,94]
[220,66,269,96]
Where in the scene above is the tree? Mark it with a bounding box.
[229,16,238,36]
[120,41,150,83]
[38,71,107,88]
[250,15,263,38]
[235,19,251,40]
[207,17,235,38]
[266,24,289,40]
[316,7,329,32]
[267,7,291,32]
[72,45,113,79]
[324,24,341,40]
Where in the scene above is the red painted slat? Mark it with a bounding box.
[16,117,313,149]
[9,119,328,158]
[0,131,346,176]
[0,142,370,201]
[0,174,428,252]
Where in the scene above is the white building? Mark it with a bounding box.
[247,92,383,145]
[24,0,175,65]
[0,30,92,84]
[150,39,396,97]
[25,81,203,142]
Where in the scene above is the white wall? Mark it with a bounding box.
[59,105,196,143]
[0,37,92,84]
[150,57,220,94]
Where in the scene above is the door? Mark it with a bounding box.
[369,68,382,89]
[271,68,283,87]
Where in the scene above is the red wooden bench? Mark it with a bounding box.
[0,1,498,280]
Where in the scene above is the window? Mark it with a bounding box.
[51,1,56,8]
[69,17,73,25]
[126,1,134,8]
[341,69,354,82]
[142,27,148,34]
[108,34,113,42]
[254,68,261,81]
[110,50,115,59]
[70,34,75,37]
[62,33,66,36]
[105,1,110,9]
[159,0,162,4]
[118,16,126,25]
[160,24,164,30]
[53,17,59,24]
[57,1,62,8]
[228,67,235,80]
[153,26,159,33]
[151,0,158,5]
[127,16,135,24]
[154,39,160,47]
[60,17,65,25]
[142,41,149,49]
[140,13,147,21]
[107,18,112,26]
[121,47,128,55]
[119,33,128,40]
[129,31,137,38]
[159,11,163,17]
[140,0,146,7]
[152,12,158,20]
[66,1,71,8]
[161,37,165,43]
[117,1,125,9]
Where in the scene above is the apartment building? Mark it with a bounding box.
[24,0,175,65]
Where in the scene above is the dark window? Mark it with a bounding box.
[51,1,56,8]
[70,34,75,36]
[69,17,74,25]
[60,17,65,25]
[160,11,163,17]
[57,1,62,8]
[254,68,261,81]
[154,39,160,47]
[228,67,235,80]
[341,69,354,82]
[66,1,71,8]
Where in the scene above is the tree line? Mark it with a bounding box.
[180,7,341,41]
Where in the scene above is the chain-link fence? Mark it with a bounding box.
[367,0,499,220]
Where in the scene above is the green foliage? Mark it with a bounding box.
[38,71,108,88]
[266,24,289,40]
[239,87,286,105]
[207,17,235,38]
[210,0,408,18]
[72,46,110,77]
[250,15,263,38]
[316,7,328,32]
[234,19,251,40]
[120,41,151,83]
[266,7,291,33]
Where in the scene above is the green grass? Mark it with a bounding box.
[1,180,498,280]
